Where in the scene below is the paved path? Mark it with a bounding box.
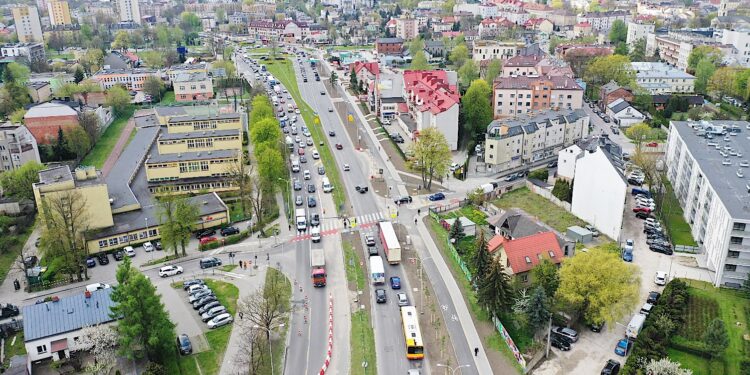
[101,117,135,178]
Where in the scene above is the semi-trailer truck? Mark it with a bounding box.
[311,248,326,286]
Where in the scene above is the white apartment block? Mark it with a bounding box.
[472,40,525,62]
[717,29,750,67]
[453,3,499,18]
[665,120,750,288]
[577,10,630,31]
[12,6,43,43]
[626,21,654,44]
[484,109,589,172]
[646,34,694,71]
[115,0,141,24]
[631,62,695,94]
[0,123,41,171]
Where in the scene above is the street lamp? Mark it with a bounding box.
[251,323,285,375]
[409,257,424,314]
[437,363,471,375]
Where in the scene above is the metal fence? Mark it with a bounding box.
[674,245,701,254]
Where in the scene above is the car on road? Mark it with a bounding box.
[547,161,558,168]
[601,359,621,375]
[295,195,303,206]
[428,192,445,201]
[97,253,109,265]
[202,306,228,322]
[550,335,571,351]
[375,288,387,303]
[199,237,217,246]
[86,257,96,268]
[183,279,204,290]
[654,271,668,285]
[394,196,413,204]
[320,90,326,95]
[328,107,333,112]
[343,164,350,171]
[329,130,335,136]
[313,151,320,160]
[390,276,401,289]
[307,184,316,193]
[368,245,378,256]
[335,143,343,150]
[306,138,313,146]
[177,334,193,355]
[311,214,320,227]
[355,185,368,193]
[307,196,317,207]
[198,301,221,314]
[113,250,124,261]
[208,313,233,329]
[159,265,184,277]
[397,293,409,306]
[551,326,579,342]
[298,148,305,155]
[221,226,240,236]
[318,166,325,175]
[647,291,661,304]
[200,257,222,269]
[614,339,632,356]
[195,229,216,239]
[293,180,302,190]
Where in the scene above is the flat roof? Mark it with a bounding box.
[22,288,117,342]
[105,125,160,211]
[167,113,241,124]
[146,148,237,163]
[159,129,240,141]
[671,121,750,220]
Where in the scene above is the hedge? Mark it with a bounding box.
[669,336,711,358]
[198,230,250,251]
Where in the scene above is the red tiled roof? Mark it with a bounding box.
[523,3,551,11]
[575,21,592,27]
[397,102,409,113]
[504,54,544,67]
[402,70,460,115]
[488,235,506,254]
[503,232,563,274]
[350,61,380,77]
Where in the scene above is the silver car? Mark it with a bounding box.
[201,305,228,322]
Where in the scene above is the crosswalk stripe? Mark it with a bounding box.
[222,271,246,279]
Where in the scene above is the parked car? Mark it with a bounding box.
[601,359,621,375]
[177,334,193,355]
[632,207,652,213]
[551,335,571,351]
[192,295,218,309]
[589,321,604,333]
[97,253,109,265]
[614,339,632,356]
[207,313,234,329]
[195,229,216,239]
[85,257,96,268]
[649,245,673,255]
[155,241,163,250]
[428,192,446,201]
[113,250,124,261]
[390,276,401,289]
[183,279,204,290]
[189,290,214,304]
[143,242,154,252]
[375,288,387,303]
[647,291,661,304]
[585,225,600,237]
[551,327,579,343]
[654,271,668,285]
[635,212,653,220]
[202,306,228,322]
[640,302,654,315]
[159,265,184,277]
[198,301,222,314]
[221,227,240,236]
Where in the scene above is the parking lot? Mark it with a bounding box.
[533,186,715,374]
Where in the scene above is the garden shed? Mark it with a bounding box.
[441,217,477,237]
[566,225,593,243]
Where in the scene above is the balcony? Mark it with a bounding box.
[728,242,750,251]
[731,229,750,238]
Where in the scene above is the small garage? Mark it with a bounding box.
[567,225,593,243]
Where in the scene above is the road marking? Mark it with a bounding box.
[221,271,247,279]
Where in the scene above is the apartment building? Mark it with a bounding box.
[717,28,750,67]
[492,75,583,118]
[472,40,525,62]
[90,68,159,91]
[576,10,630,31]
[0,123,40,171]
[165,62,209,82]
[645,32,732,71]
[0,43,46,62]
[47,0,72,26]
[375,37,404,55]
[626,21,654,44]
[665,120,750,288]
[173,72,214,102]
[403,70,461,150]
[395,17,418,40]
[12,5,43,43]
[114,0,141,24]
[501,54,574,78]
[631,62,695,94]
[23,102,80,144]
[247,20,304,41]
[484,109,589,171]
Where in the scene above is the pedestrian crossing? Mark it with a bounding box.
[290,211,388,242]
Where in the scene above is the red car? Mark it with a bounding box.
[646,142,658,147]
[298,148,305,155]
[199,237,217,245]
[335,143,343,150]
[633,207,652,213]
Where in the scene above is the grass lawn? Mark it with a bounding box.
[668,348,711,375]
[439,205,489,225]
[219,264,238,272]
[350,310,376,375]
[159,91,176,105]
[264,59,347,213]
[1,331,26,368]
[678,292,719,341]
[343,242,365,290]
[331,45,373,51]
[81,106,136,168]
[659,181,698,246]
[493,187,587,233]
[0,224,34,285]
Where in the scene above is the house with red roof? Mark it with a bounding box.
[492,231,564,284]
[523,18,554,33]
[349,61,380,90]
[478,17,515,38]
[402,70,461,150]
[573,21,592,37]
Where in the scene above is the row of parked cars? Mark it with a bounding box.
[84,241,164,268]
[182,279,234,330]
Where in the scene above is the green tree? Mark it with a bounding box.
[484,59,502,83]
[349,68,359,93]
[80,48,104,74]
[74,66,84,83]
[531,259,560,298]
[174,198,199,256]
[449,43,469,67]
[255,144,286,194]
[79,111,101,142]
[408,35,424,56]
[180,12,202,33]
[526,286,551,330]
[583,55,635,94]
[708,67,737,99]
[212,60,236,78]
[156,195,181,258]
[555,247,640,327]
[471,230,492,286]
[694,57,716,95]
[105,85,132,116]
[458,60,478,88]
[609,20,627,44]
[250,118,282,146]
[625,122,652,151]
[250,95,274,123]
[110,257,176,363]
[0,161,43,200]
[111,31,130,50]
[449,217,465,241]
[551,179,572,202]
[629,39,647,61]
[140,50,166,69]
[687,45,722,72]
[477,258,513,318]
[461,79,493,143]
[216,8,226,23]
[410,51,430,70]
[9,108,25,123]
[614,42,628,56]
[0,63,31,116]
[64,127,92,159]
[143,76,165,102]
[703,318,729,358]
[409,127,451,190]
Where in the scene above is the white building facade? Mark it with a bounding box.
[626,21,655,44]
[717,28,750,67]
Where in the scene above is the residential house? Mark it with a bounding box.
[665,120,750,288]
[573,21,593,38]
[23,289,118,362]
[26,81,51,103]
[247,19,304,41]
[599,80,634,111]
[492,75,583,118]
[569,136,627,240]
[491,231,565,284]
[395,17,419,40]
[402,70,461,150]
[0,123,41,171]
[484,109,589,171]
[548,9,578,28]
[173,72,214,102]
[372,72,406,122]
[607,98,646,127]
[651,94,703,111]
[487,207,576,255]
[645,31,732,71]
[631,61,696,94]
[554,44,614,60]
[501,53,574,78]
[166,62,209,82]
[376,37,404,55]
[90,68,159,91]
[524,18,554,33]
[424,40,445,61]
[349,61,379,90]
[23,102,80,144]
[453,2,500,18]
[478,17,515,38]
[472,40,525,62]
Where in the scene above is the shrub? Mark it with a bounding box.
[143,363,166,375]
[740,360,750,375]
[670,336,711,358]
[528,169,548,181]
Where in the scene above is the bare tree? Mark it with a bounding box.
[232,326,266,374]
[78,324,119,375]
[39,190,90,281]
[78,111,101,143]
[237,271,289,341]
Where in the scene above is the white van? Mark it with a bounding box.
[303,170,311,180]
[311,226,321,242]
[322,177,333,193]
[291,159,300,173]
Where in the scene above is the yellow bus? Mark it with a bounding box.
[400,306,425,360]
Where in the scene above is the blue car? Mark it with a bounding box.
[390,276,401,289]
[85,257,96,268]
[614,338,632,356]
[428,192,446,201]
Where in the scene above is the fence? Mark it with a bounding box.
[674,245,701,254]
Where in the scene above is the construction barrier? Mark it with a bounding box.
[319,294,334,374]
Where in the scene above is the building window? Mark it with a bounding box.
[728,250,740,258]
[724,264,737,272]
[108,238,118,246]
[521,274,528,282]
[733,223,746,231]
[37,345,47,354]
[98,240,108,248]
[730,237,743,245]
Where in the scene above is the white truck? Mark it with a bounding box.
[626,313,647,339]
[295,208,307,231]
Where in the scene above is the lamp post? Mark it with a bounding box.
[251,323,285,375]
[409,257,424,314]
[437,363,471,375]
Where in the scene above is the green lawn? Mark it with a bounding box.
[668,348,711,375]
[678,292,718,341]
[159,91,176,105]
[264,59,347,213]
[81,107,136,168]
[343,241,365,290]
[0,224,34,285]
[331,45,372,51]
[219,264,238,272]
[1,331,26,369]
[439,205,489,226]
[165,279,239,375]
[350,310,376,375]
[493,187,587,233]
[658,181,698,246]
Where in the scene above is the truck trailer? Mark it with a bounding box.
[310,248,326,287]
